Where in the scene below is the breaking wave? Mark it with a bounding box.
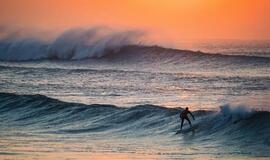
[0,27,270,64]
[0,27,144,60]
[0,92,269,146]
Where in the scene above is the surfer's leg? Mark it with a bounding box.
[180,118,184,130]
[186,117,192,128]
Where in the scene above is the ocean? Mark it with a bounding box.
[0,32,270,159]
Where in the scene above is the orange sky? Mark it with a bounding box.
[0,0,269,41]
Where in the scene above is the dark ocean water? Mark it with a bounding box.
[0,34,270,159]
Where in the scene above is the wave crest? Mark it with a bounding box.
[0,27,144,61]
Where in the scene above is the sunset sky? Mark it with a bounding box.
[0,0,270,41]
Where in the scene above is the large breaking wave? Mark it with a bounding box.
[1,92,269,148]
[1,27,270,63]
[0,27,145,60]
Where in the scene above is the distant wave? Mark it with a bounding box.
[1,92,269,146]
[0,27,144,61]
[1,43,270,68]
[0,27,270,63]
[100,45,270,66]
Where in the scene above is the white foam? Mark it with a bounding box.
[0,27,145,61]
[219,104,253,119]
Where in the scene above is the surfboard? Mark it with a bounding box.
[176,124,199,134]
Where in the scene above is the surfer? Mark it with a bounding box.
[180,107,195,131]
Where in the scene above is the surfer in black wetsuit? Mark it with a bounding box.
[180,107,195,131]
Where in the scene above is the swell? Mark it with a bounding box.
[0,92,269,145]
[102,45,270,65]
[1,45,269,73]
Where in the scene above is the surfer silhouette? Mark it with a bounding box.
[180,107,195,131]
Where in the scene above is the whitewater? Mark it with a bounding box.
[0,28,270,159]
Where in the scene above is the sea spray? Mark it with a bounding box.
[0,27,145,60]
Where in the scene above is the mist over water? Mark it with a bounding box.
[0,27,270,159]
[0,27,145,60]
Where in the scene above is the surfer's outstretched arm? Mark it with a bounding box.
[188,111,195,120]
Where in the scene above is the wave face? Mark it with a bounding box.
[1,92,269,148]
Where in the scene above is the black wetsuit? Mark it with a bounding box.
[180,110,194,130]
